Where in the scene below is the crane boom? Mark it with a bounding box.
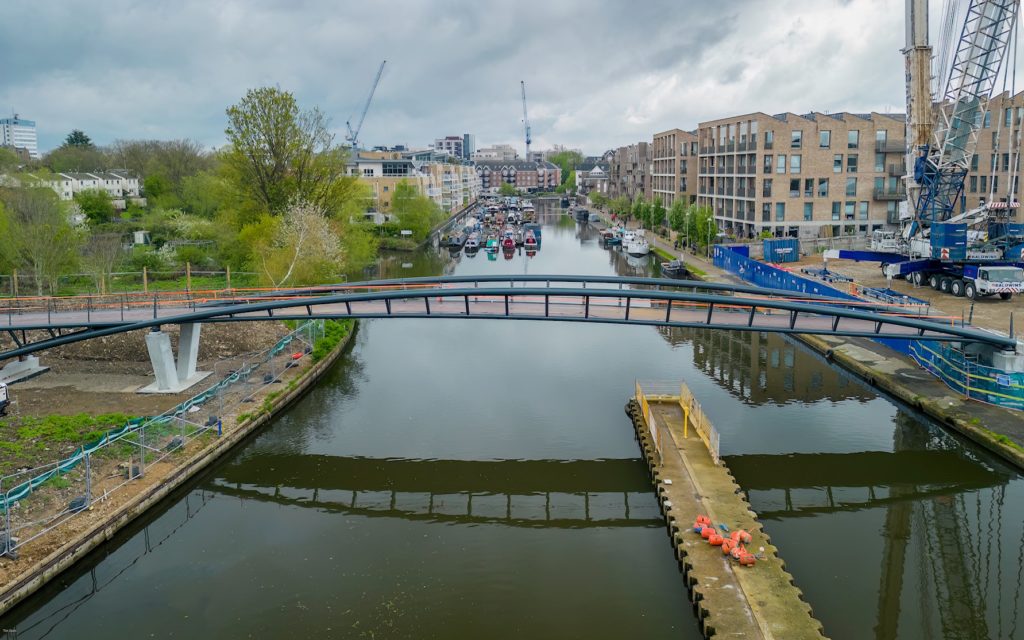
[521,80,532,159]
[346,60,386,150]
[909,0,1018,234]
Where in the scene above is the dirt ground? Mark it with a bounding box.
[2,322,290,418]
[790,253,1022,335]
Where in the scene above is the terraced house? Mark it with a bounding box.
[696,112,906,239]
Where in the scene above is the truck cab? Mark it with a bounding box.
[969,265,1024,300]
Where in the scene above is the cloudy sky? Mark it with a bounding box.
[1,0,913,155]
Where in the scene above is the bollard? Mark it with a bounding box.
[218,419,222,436]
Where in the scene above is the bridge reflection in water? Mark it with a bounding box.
[211,456,664,529]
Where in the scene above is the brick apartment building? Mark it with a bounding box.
[607,141,651,202]
[696,111,906,238]
[961,90,1024,211]
[474,160,561,192]
[651,128,699,208]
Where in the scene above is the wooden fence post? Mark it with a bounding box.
[11,270,17,298]
[186,262,192,291]
[226,265,231,291]
[143,267,148,293]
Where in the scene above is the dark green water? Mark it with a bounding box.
[2,207,1022,639]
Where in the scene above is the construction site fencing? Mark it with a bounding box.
[0,319,324,559]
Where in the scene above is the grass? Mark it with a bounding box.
[312,319,354,362]
[650,246,707,278]
[0,413,135,474]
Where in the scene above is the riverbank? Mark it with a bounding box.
[0,320,357,616]
[638,226,1024,469]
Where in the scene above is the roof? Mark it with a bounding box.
[474,160,558,171]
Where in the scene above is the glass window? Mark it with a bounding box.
[765,130,774,148]
[1006,108,1013,127]
[762,203,771,221]
[984,111,992,127]
[847,130,859,149]
[803,202,813,221]
[969,175,978,192]
[846,177,857,196]
[844,201,855,220]
[847,155,858,173]
[764,155,773,173]
[859,201,869,220]
[804,178,814,197]
[833,154,843,173]
[874,176,884,191]
[992,155,998,172]
[818,178,829,197]
[971,154,979,171]
[819,130,831,148]
[874,153,885,172]
[791,130,802,148]
[777,155,786,173]
[763,178,773,197]
[790,155,801,173]
[831,202,841,221]
[789,179,800,197]
[875,130,887,144]
[775,202,785,221]
[1003,153,1010,171]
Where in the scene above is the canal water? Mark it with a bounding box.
[2,207,1023,639]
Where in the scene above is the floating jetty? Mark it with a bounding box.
[627,380,827,639]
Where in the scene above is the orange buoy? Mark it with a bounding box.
[730,544,746,560]
[700,526,714,539]
[696,515,711,526]
[739,554,756,567]
[709,533,724,546]
[736,530,752,544]
[721,539,734,554]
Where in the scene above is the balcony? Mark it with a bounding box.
[717,166,726,174]
[726,142,736,152]
[887,164,904,177]
[876,140,906,154]
[873,187,906,201]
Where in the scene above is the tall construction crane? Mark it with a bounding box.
[345,60,386,150]
[521,80,532,159]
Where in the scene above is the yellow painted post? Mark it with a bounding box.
[143,267,148,293]
[186,262,192,291]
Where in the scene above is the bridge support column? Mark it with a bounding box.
[0,356,49,384]
[140,324,211,394]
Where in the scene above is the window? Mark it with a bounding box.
[991,155,998,172]
[790,155,801,173]
[875,130,887,145]
[971,154,979,171]
[844,201,855,220]
[804,178,814,197]
[847,154,858,173]
[847,130,859,148]
[874,177,884,192]
[994,175,999,192]
[803,202,813,221]
[763,178,773,197]
[818,178,829,197]
[846,177,857,196]
[383,185,389,192]
[777,155,787,173]
[762,203,771,221]
[984,111,992,127]
[859,201,869,220]
[1006,108,1013,127]
[832,202,841,221]
[981,175,988,192]
[833,154,843,173]
[1003,153,1010,171]
[993,131,998,147]
[789,179,800,197]
[775,202,785,221]
[874,153,885,172]
[819,130,831,148]
[764,155,773,173]
[362,168,375,176]
[791,131,802,148]
[765,130,774,149]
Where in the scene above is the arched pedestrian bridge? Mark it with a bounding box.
[0,275,1013,391]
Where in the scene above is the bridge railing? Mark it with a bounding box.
[0,320,322,559]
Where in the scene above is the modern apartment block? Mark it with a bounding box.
[607,142,651,202]
[696,112,906,238]
[0,115,39,159]
[434,136,465,159]
[472,144,519,162]
[651,129,699,208]
[474,160,561,193]
[348,150,481,212]
[962,90,1024,212]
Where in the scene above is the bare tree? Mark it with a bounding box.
[82,232,124,293]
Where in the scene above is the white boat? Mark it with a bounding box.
[626,236,650,257]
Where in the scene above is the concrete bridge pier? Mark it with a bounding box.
[140,323,211,393]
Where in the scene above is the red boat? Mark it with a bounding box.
[502,236,515,250]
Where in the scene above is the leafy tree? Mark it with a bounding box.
[684,204,717,250]
[392,182,445,240]
[45,145,106,173]
[82,232,123,293]
[564,170,577,193]
[245,200,345,286]
[76,189,116,224]
[64,130,93,147]
[668,200,687,233]
[0,188,81,294]
[224,86,348,215]
[631,196,648,228]
[180,171,229,218]
[498,182,518,196]
[588,191,609,208]
[0,147,21,173]
[650,197,666,229]
[548,150,584,185]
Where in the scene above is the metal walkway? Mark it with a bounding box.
[0,275,1014,361]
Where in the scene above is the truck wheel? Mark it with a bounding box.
[965,281,977,299]
[940,277,952,293]
[951,279,964,297]
[911,271,924,286]
[1000,292,1013,300]
[930,274,942,290]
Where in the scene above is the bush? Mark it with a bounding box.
[128,246,169,272]
[312,319,353,362]
[175,244,213,268]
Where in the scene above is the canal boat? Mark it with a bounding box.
[514,229,524,246]
[523,222,542,245]
[484,237,499,253]
[446,231,467,249]
[626,236,650,257]
[502,236,515,251]
[524,229,538,249]
[660,259,691,279]
[465,233,480,251]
